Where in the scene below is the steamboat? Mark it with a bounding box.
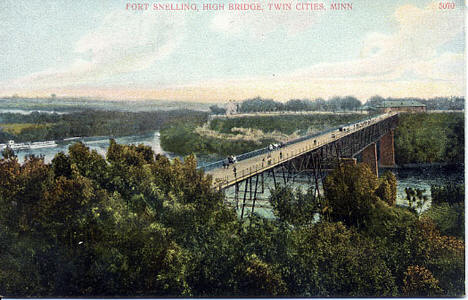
[0,140,57,151]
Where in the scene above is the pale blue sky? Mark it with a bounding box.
[0,0,464,101]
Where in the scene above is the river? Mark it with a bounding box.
[224,164,464,218]
[11,131,168,164]
[390,164,464,210]
[6,131,463,218]
[9,131,222,167]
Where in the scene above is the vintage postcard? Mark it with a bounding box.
[0,0,465,297]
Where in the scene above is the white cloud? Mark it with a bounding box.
[8,10,185,89]
[210,0,327,38]
[289,1,464,82]
[3,1,463,101]
[155,2,464,101]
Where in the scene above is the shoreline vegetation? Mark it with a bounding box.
[0,140,463,297]
[0,109,208,144]
[161,112,464,166]
[394,113,464,164]
[0,97,464,297]
[160,114,370,156]
[0,106,463,166]
[209,96,464,114]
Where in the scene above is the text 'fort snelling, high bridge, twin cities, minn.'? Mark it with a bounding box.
[125,2,353,11]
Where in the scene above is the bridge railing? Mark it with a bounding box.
[211,113,398,189]
[199,126,338,172]
[200,147,270,171]
[199,113,387,172]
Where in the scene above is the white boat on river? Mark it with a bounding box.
[0,140,57,150]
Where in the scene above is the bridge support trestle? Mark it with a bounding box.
[362,142,378,177]
[379,129,395,167]
[251,174,259,214]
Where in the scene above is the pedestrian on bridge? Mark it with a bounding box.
[233,166,237,177]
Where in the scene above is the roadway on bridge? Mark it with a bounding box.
[207,113,396,189]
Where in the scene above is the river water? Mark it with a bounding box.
[9,131,222,166]
[6,131,463,217]
[390,164,464,212]
[11,131,168,164]
[224,165,464,218]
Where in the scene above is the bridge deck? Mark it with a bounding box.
[206,113,397,189]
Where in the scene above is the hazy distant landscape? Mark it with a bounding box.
[0,97,213,113]
[0,0,464,296]
[0,96,464,298]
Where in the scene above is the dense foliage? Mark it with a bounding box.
[394,112,464,164]
[423,184,464,239]
[160,120,275,155]
[0,110,208,143]
[238,96,362,112]
[0,145,463,297]
[160,121,276,156]
[162,112,464,167]
[269,163,464,297]
[161,114,366,156]
[209,105,226,115]
[210,114,366,135]
[226,95,464,113]
[0,142,236,296]
[323,165,397,229]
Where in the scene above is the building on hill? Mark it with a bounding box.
[225,100,239,115]
[375,100,426,113]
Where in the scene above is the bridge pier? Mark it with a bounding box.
[207,113,399,191]
[379,129,395,167]
[362,143,378,177]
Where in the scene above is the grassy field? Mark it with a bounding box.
[0,123,52,135]
[161,113,370,155]
[209,114,369,136]
[161,112,465,164]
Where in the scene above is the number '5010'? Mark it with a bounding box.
[439,2,455,9]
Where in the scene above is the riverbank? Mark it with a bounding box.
[160,113,368,156]
[394,112,464,164]
[0,109,208,144]
[381,162,464,169]
[209,110,369,120]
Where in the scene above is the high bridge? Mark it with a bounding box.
[201,112,399,216]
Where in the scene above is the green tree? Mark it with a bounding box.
[285,222,397,296]
[395,113,463,164]
[445,114,464,163]
[402,265,442,297]
[235,254,287,296]
[375,171,397,206]
[405,187,429,215]
[424,202,464,239]
[431,183,464,206]
[269,186,318,226]
[209,105,226,115]
[323,163,381,229]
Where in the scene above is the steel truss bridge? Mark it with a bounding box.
[201,112,399,217]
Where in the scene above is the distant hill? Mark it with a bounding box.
[0,97,212,113]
